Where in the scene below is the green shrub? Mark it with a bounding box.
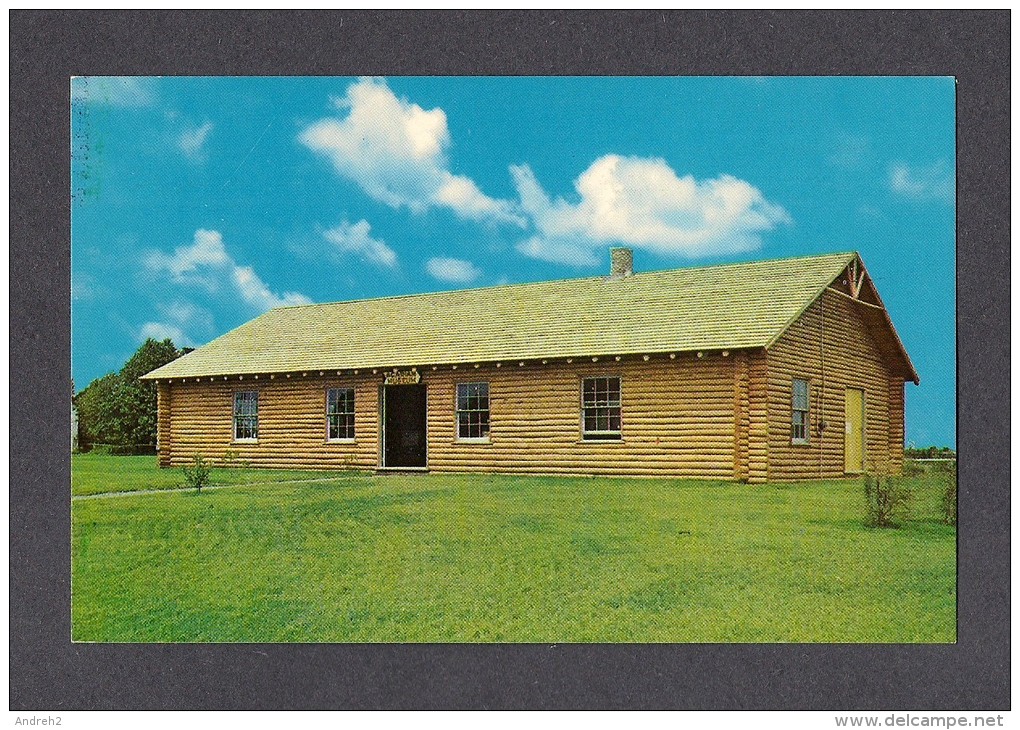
[863,473,912,528]
[219,449,251,469]
[903,460,925,477]
[934,459,957,475]
[941,462,957,526]
[183,455,212,493]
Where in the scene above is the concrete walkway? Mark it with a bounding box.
[71,476,352,501]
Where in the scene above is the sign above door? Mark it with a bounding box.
[384,368,421,385]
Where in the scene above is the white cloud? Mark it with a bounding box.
[231,264,311,311]
[510,155,792,266]
[144,229,311,312]
[137,302,215,348]
[323,220,398,268]
[71,273,96,301]
[889,161,954,202]
[178,121,214,161]
[71,76,156,107]
[298,77,524,225]
[515,235,602,266]
[828,135,871,169]
[160,301,215,331]
[426,257,482,284]
[143,229,231,291]
[138,322,191,346]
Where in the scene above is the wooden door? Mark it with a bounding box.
[844,388,865,474]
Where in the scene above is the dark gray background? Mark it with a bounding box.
[10,10,1009,710]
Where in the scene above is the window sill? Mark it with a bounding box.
[326,438,357,445]
[579,437,624,444]
[791,439,810,446]
[455,437,491,445]
[233,439,258,445]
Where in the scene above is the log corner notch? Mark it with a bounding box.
[732,350,750,482]
[156,381,172,468]
[745,349,770,484]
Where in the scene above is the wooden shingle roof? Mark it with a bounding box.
[142,251,915,382]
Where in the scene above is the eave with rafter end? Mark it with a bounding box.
[824,253,919,385]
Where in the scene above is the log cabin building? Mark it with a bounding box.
[141,250,918,482]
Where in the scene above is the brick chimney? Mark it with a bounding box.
[609,247,634,279]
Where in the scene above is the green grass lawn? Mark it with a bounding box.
[71,453,343,496]
[71,456,956,643]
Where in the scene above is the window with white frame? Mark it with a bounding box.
[582,376,622,440]
[327,387,355,441]
[233,391,259,441]
[791,378,810,444]
[456,382,490,440]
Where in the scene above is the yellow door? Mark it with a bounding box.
[844,388,865,473]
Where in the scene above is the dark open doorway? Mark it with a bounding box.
[382,384,427,468]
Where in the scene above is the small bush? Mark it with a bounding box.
[219,449,251,469]
[903,460,925,478]
[941,462,957,526]
[183,455,212,493]
[934,459,957,475]
[864,473,912,528]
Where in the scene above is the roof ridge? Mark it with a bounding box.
[272,250,859,311]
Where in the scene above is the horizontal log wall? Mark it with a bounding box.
[425,357,736,479]
[157,382,172,468]
[765,289,904,480]
[157,356,740,479]
[162,374,380,470]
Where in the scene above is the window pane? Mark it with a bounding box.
[792,410,807,440]
[234,392,258,439]
[582,378,622,437]
[792,379,809,411]
[791,379,809,441]
[326,388,355,438]
[456,383,490,438]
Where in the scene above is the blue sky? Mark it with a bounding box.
[71,76,956,446]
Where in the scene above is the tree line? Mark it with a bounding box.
[74,338,190,448]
